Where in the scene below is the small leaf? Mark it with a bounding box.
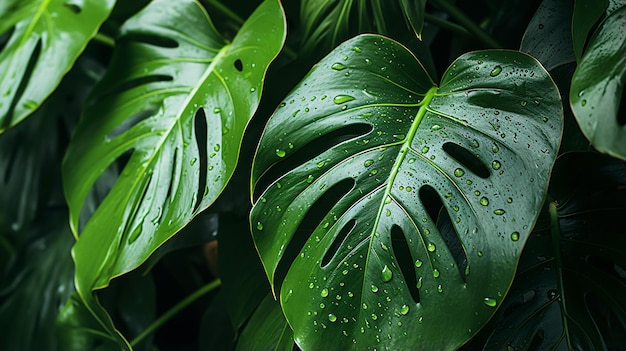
[235,294,294,351]
[399,0,426,40]
[0,0,115,131]
[570,5,626,160]
[251,34,562,350]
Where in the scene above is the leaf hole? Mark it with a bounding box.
[253,123,372,200]
[78,159,121,232]
[435,208,468,282]
[234,59,243,72]
[390,225,420,304]
[3,39,41,129]
[273,178,355,290]
[121,33,179,48]
[0,26,15,53]
[321,219,357,267]
[92,75,173,106]
[64,2,81,14]
[418,185,444,224]
[193,107,208,213]
[442,142,490,178]
[107,109,156,139]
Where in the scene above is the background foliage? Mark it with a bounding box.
[1,0,625,350]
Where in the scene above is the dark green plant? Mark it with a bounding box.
[1,0,624,350]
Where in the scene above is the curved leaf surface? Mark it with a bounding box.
[236,294,294,351]
[570,5,626,160]
[482,152,626,350]
[0,0,115,132]
[572,0,608,61]
[399,0,426,40]
[63,0,285,346]
[520,0,575,71]
[250,34,562,350]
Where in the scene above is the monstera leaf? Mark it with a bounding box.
[570,5,626,160]
[250,34,562,349]
[481,152,626,350]
[236,294,294,351]
[63,0,285,347]
[0,0,115,132]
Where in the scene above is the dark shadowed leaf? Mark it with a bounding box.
[250,34,562,350]
[572,0,608,61]
[236,293,294,351]
[0,0,115,131]
[481,152,626,350]
[0,211,74,351]
[399,0,427,40]
[570,5,626,160]
[520,0,575,71]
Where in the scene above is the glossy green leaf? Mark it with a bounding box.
[520,0,575,71]
[399,0,426,40]
[236,294,294,351]
[570,6,626,160]
[572,0,608,61]
[62,0,286,347]
[250,34,562,350]
[0,211,74,351]
[481,152,626,350]
[0,0,115,132]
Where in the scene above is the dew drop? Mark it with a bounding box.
[472,140,479,148]
[329,314,337,322]
[276,149,286,157]
[494,209,506,215]
[364,159,374,167]
[437,284,443,293]
[320,303,325,309]
[415,259,423,268]
[417,277,423,288]
[400,305,409,315]
[581,99,587,106]
[483,297,497,307]
[306,175,315,183]
[431,124,441,131]
[256,222,263,230]
[421,146,429,153]
[353,46,362,53]
[333,95,356,104]
[213,107,221,113]
[480,197,489,206]
[190,158,197,165]
[433,269,440,278]
[491,160,501,170]
[454,168,465,177]
[427,243,436,252]
[214,144,221,152]
[474,190,481,196]
[520,101,527,107]
[381,265,393,282]
[317,160,327,168]
[369,169,378,176]
[331,63,347,71]
[511,232,520,241]
[507,197,513,203]
[371,314,378,320]
[321,288,329,298]
[490,65,502,77]
[371,285,379,293]
[492,144,499,153]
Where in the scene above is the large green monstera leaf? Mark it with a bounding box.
[63,0,285,347]
[570,5,626,160]
[0,0,115,132]
[481,152,626,350]
[250,34,562,350]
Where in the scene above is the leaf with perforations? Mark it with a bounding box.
[250,34,562,350]
[62,0,285,347]
[0,0,115,132]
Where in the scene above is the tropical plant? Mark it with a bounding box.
[0,0,624,350]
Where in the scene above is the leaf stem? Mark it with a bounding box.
[203,0,244,25]
[549,201,573,350]
[428,0,501,48]
[424,13,469,37]
[93,32,115,48]
[130,278,222,347]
